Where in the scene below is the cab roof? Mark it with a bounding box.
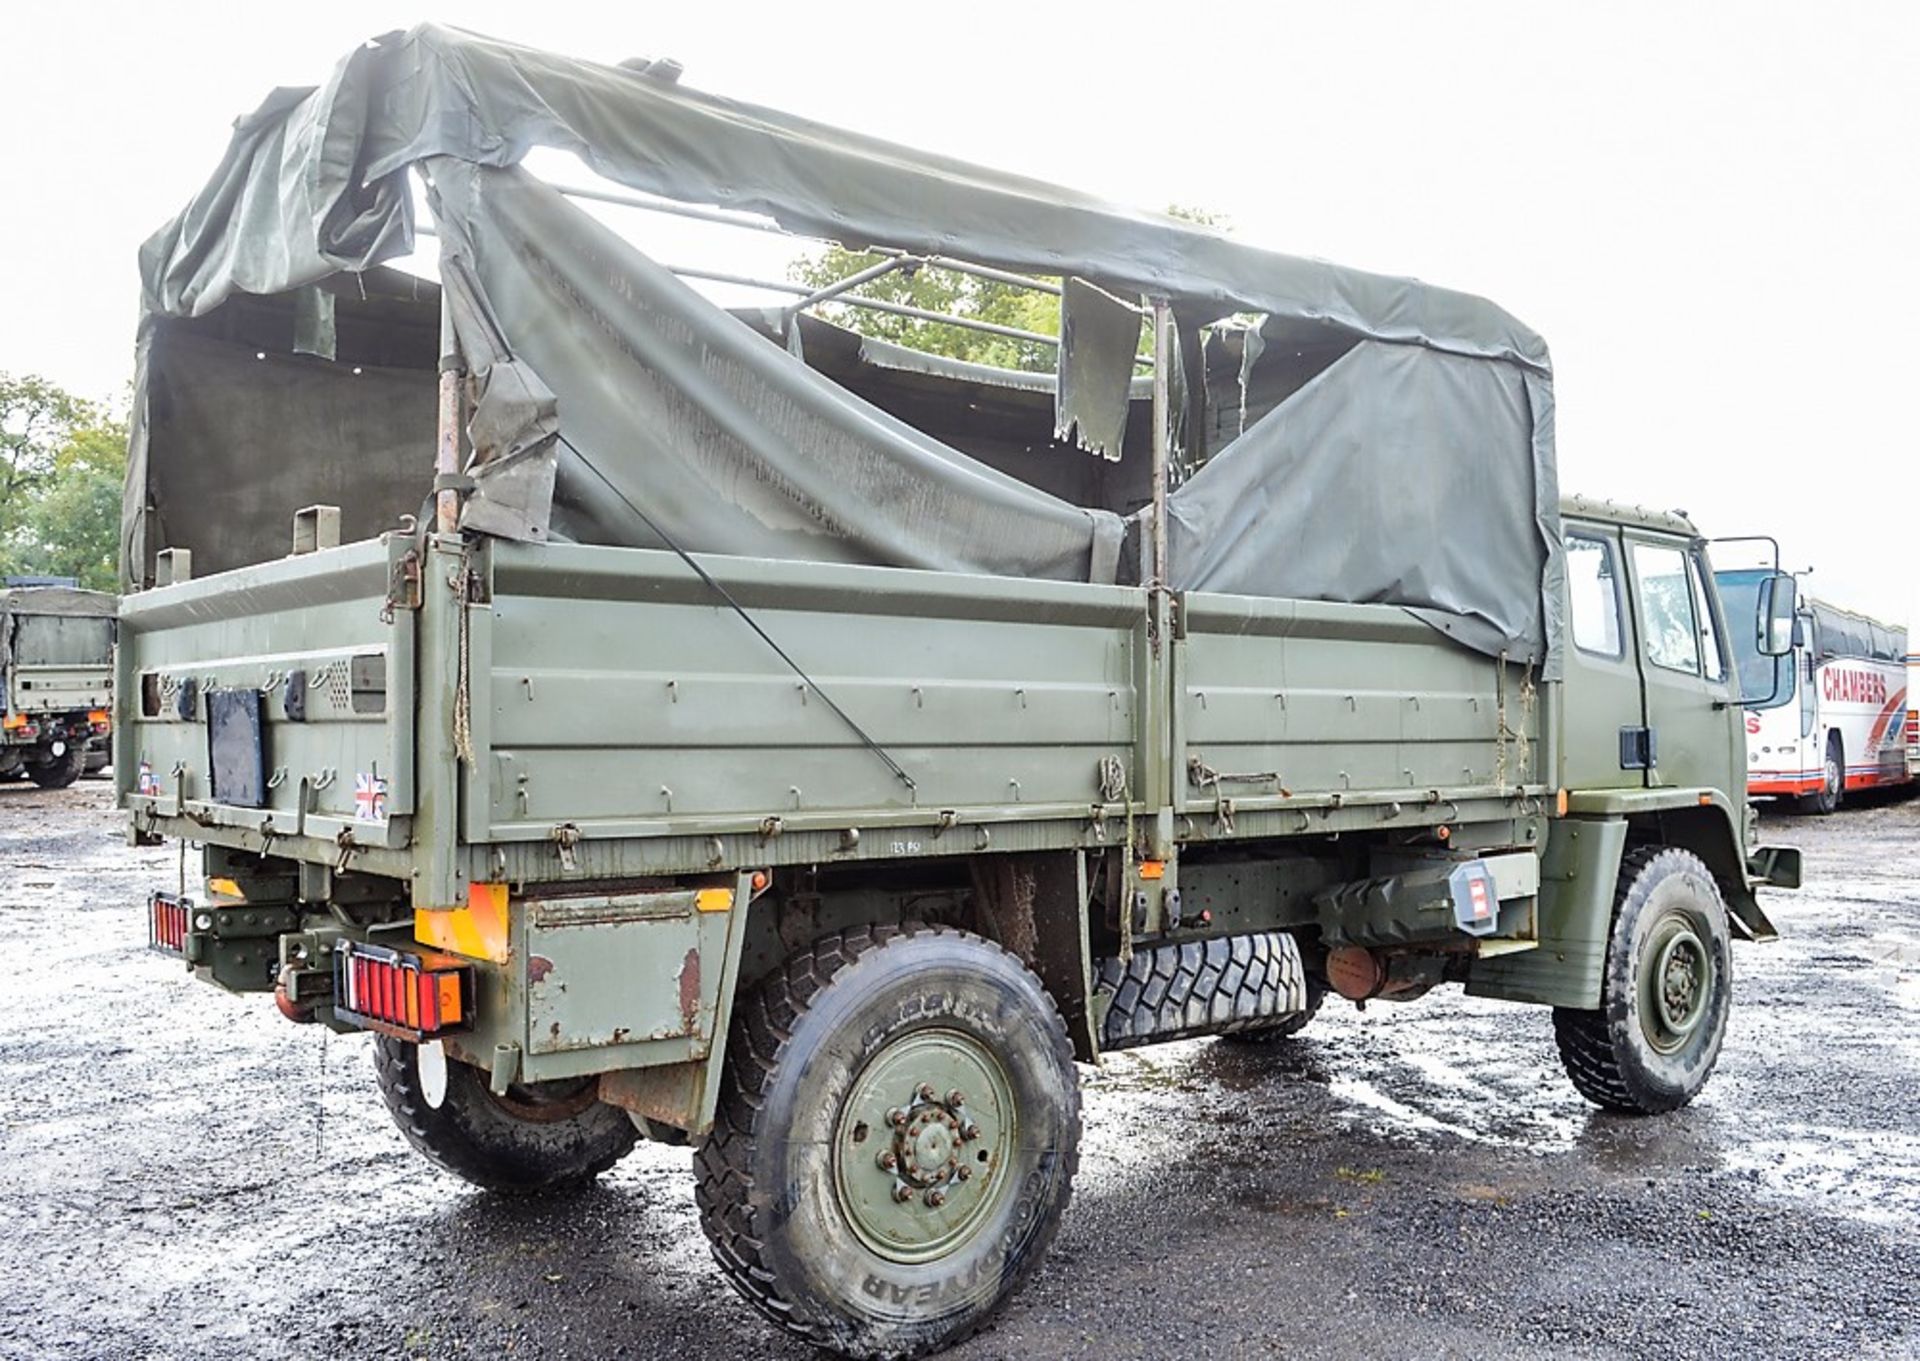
[1560,495,1699,539]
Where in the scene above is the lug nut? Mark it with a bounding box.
[957,1164,972,1181]
[888,1107,907,1128]
[947,1089,965,1107]
[962,1123,981,1141]
[893,1184,914,1203]
[918,1083,937,1102]
[877,1151,898,1171]
[925,1188,947,1208]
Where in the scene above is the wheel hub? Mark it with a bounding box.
[1641,916,1711,1054]
[832,1029,1014,1264]
[882,1084,983,1200]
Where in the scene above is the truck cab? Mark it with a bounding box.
[1560,498,1745,803]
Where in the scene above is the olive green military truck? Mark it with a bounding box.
[1,584,115,788]
[122,28,1802,1360]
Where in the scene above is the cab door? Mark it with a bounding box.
[1557,521,1646,790]
[1622,533,1741,794]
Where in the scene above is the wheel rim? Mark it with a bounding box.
[1826,750,1841,799]
[1640,913,1711,1054]
[831,1026,1017,1266]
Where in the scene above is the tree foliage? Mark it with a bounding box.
[789,206,1230,375]
[0,373,128,591]
[791,248,1062,372]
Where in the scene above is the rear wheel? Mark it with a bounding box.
[1553,847,1732,1115]
[373,1036,637,1194]
[695,924,1080,1360]
[27,745,84,790]
[1799,733,1843,815]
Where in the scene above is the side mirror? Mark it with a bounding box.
[1756,572,1796,656]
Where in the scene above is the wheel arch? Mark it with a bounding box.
[1626,803,1775,943]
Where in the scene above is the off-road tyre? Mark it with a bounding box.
[1219,977,1326,1045]
[1553,847,1732,1115]
[694,924,1080,1360]
[1798,733,1844,815]
[1096,930,1309,1051]
[373,1036,637,1194]
[27,746,84,790]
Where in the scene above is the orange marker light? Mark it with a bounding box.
[1,714,26,732]
[1138,860,1166,881]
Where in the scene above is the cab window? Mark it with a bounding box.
[1632,542,1700,674]
[1689,553,1726,683]
[1565,533,1623,657]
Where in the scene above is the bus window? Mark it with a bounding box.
[1633,543,1700,675]
[1712,568,1791,706]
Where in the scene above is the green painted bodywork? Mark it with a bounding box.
[121,501,1785,1131]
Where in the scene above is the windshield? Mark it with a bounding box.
[1712,569,1791,708]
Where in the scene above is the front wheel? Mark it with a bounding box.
[1553,847,1732,1115]
[1798,733,1843,815]
[373,1036,637,1194]
[695,924,1080,1360]
[27,745,84,789]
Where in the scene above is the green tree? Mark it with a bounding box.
[0,374,128,591]
[791,247,1061,372]
[1,374,94,528]
[789,206,1229,373]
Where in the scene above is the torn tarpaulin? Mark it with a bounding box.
[130,24,1562,671]
[1054,278,1142,462]
[429,159,1126,580]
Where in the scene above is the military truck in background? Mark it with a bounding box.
[1,583,115,788]
[121,29,1803,1360]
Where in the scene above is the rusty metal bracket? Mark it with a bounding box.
[379,549,423,625]
[550,822,582,872]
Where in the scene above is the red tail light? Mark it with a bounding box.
[334,940,471,1041]
[150,892,190,954]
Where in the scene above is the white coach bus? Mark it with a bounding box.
[1715,575,1909,813]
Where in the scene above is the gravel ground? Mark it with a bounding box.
[2,782,1917,1360]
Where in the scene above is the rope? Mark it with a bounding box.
[450,563,476,767]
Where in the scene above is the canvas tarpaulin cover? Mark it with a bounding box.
[0,588,117,678]
[130,23,1562,671]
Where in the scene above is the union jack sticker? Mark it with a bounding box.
[354,771,389,824]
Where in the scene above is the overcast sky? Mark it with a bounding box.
[2,2,1913,622]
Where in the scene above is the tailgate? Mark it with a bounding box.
[10,663,114,715]
[117,540,416,859]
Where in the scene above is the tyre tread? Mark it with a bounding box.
[692,922,1080,1359]
[1551,845,1727,1115]
[1095,931,1308,1050]
[373,1037,635,1194]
